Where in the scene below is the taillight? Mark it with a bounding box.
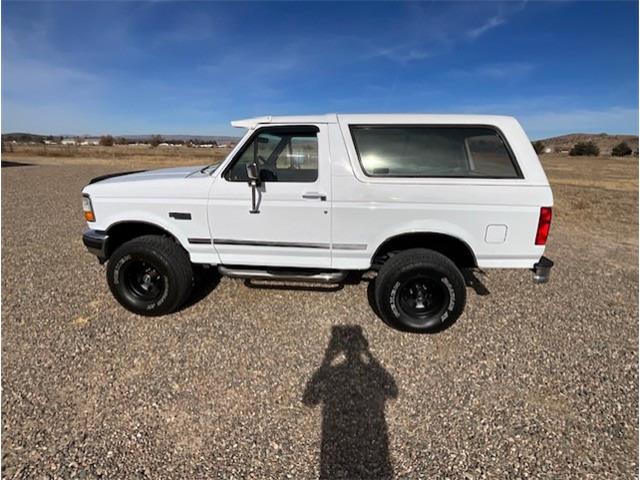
[535,207,552,245]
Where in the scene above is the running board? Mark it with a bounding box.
[218,266,347,284]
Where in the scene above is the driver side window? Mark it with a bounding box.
[225,127,319,182]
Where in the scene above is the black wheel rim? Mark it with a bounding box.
[397,276,448,321]
[122,259,166,302]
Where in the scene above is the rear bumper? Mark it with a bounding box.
[82,229,109,261]
[532,256,554,284]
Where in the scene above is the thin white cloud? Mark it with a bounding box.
[466,1,527,40]
[369,46,432,64]
[467,14,506,39]
[477,62,535,78]
[448,62,536,80]
[152,13,218,46]
[199,55,300,76]
[362,1,527,65]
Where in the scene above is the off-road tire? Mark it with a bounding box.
[107,235,193,316]
[375,249,466,332]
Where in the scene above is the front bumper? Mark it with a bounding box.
[82,229,109,261]
[532,256,554,284]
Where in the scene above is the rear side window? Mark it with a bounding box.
[350,126,520,178]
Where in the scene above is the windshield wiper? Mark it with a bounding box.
[200,163,220,174]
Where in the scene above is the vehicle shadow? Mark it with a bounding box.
[195,268,482,333]
[241,270,472,334]
[179,265,220,311]
[463,268,490,296]
[303,325,397,480]
[1,160,33,168]
[244,279,343,292]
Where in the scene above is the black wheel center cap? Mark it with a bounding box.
[141,273,154,289]
[411,284,433,309]
[398,277,448,320]
[123,261,164,301]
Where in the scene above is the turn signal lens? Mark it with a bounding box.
[535,207,552,245]
[82,194,95,222]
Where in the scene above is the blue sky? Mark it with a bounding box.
[2,1,638,138]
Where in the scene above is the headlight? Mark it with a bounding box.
[82,194,95,222]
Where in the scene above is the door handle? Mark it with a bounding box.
[302,192,327,201]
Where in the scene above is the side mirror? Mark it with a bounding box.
[246,162,260,183]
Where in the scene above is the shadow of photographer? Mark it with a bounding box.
[303,325,398,479]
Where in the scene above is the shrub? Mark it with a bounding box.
[531,141,545,154]
[569,141,600,156]
[611,142,632,157]
[99,135,114,147]
[149,135,163,148]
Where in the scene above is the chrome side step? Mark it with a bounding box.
[218,266,347,284]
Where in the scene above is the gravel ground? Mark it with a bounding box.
[2,158,637,479]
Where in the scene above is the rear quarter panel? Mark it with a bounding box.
[329,117,553,269]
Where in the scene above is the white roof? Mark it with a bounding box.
[231,113,516,129]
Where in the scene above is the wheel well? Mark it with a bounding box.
[105,222,180,258]
[372,232,477,268]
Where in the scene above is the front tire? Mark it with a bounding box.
[107,235,193,316]
[375,249,466,332]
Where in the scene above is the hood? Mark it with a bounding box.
[83,163,221,199]
[90,165,212,185]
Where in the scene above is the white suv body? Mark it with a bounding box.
[82,114,553,331]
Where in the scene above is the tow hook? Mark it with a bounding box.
[532,256,554,284]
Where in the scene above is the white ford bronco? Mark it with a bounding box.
[82,114,553,332]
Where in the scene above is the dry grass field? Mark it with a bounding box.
[2,148,638,478]
[542,154,638,249]
[3,143,232,167]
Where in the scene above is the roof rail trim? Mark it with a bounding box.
[231,116,272,129]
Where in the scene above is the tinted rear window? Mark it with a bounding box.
[350,126,520,178]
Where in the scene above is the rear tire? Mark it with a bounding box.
[107,235,193,316]
[374,249,466,332]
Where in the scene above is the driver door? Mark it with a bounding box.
[208,125,332,268]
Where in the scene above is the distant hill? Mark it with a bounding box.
[2,132,50,142]
[2,132,240,144]
[122,134,240,144]
[537,133,638,154]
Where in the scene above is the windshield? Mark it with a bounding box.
[203,128,251,175]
